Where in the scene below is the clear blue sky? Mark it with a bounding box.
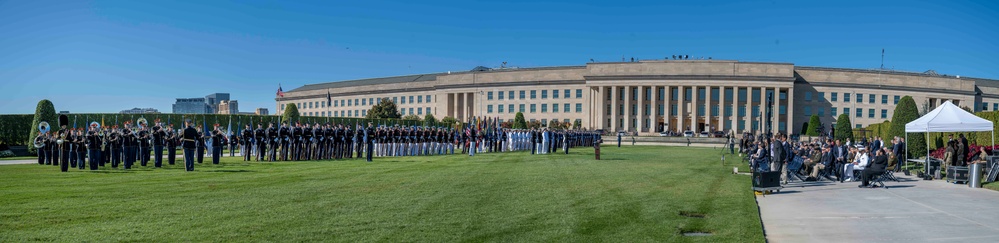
[2,0,997,114]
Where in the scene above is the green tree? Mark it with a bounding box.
[806,115,822,136]
[402,114,422,121]
[28,99,57,154]
[282,103,300,124]
[423,113,437,126]
[527,120,541,129]
[366,99,400,119]
[800,122,809,135]
[889,96,925,157]
[573,119,582,129]
[834,114,854,142]
[513,112,527,129]
[548,120,559,129]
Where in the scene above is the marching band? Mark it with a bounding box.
[32,116,602,172]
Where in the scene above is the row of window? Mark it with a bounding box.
[983,102,998,111]
[802,106,890,119]
[301,107,434,117]
[603,118,790,132]
[288,95,434,111]
[486,103,584,114]
[486,89,584,100]
[603,104,788,118]
[804,92,901,105]
[607,87,787,102]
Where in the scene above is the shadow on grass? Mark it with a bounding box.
[203,169,255,173]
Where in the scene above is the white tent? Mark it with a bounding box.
[904,101,994,171]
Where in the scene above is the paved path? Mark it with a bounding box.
[758,174,999,242]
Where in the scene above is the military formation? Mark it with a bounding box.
[33,115,602,172]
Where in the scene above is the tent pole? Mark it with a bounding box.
[905,133,909,172]
[925,131,930,176]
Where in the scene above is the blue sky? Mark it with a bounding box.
[2,0,997,114]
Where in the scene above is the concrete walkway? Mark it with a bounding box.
[758,175,999,242]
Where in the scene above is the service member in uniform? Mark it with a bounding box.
[181,119,197,171]
[242,124,254,161]
[211,124,223,164]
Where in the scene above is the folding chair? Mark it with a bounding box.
[868,170,891,188]
[786,157,806,182]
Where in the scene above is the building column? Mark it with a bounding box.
[663,85,670,133]
[466,92,474,120]
[610,86,618,131]
[705,85,713,133]
[693,86,700,133]
[625,86,633,132]
[455,93,463,121]
[786,86,795,135]
[731,86,739,133]
[759,87,766,133]
[773,87,780,134]
[636,86,644,133]
[677,85,685,133]
[719,86,726,133]
[745,87,753,133]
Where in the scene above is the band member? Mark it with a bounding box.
[211,124,223,164]
[74,129,85,169]
[123,123,136,169]
[166,124,177,165]
[366,123,374,162]
[68,129,79,169]
[242,124,253,161]
[267,122,277,161]
[138,125,150,167]
[87,127,101,170]
[58,115,69,172]
[110,126,122,168]
[181,119,197,171]
[35,132,46,165]
[196,126,206,164]
[229,127,238,158]
[152,122,164,167]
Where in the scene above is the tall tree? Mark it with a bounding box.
[806,115,822,136]
[423,113,437,126]
[28,99,57,154]
[282,103,300,124]
[366,99,401,119]
[402,114,422,121]
[440,116,459,127]
[834,114,854,142]
[573,119,582,129]
[513,112,527,129]
[888,96,925,157]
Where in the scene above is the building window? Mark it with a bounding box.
[673,104,680,116]
[487,105,493,113]
[844,93,851,102]
[894,95,900,104]
[817,108,824,117]
[674,88,681,101]
[575,103,582,113]
[698,88,706,101]
[508,91,514,100]
[856,124,862,129]
[843,108,850,117]
[659,104,665,116]
[563,89,569,99]
[645,104,651,115]
[564,103,571,113]
[779,105,786,115]
[738,88,746,102]
[869,94,875,104]
[831,93,838,102]
[531,90,537,99]
[400,97,405,104]
[983,103,989,111]
[498,104,504,113]
[724,106,732,116]
[868,109,875,118]
[497,91,503,100]
[751,89,759,102]
[856,93,863,103]
[619,104,624,115]
[520,91,526,100]
[541,119,547,126]
[855,108,862,118]
[552,90,559,99]
[737,106,745,117]
[409,96,414,104]
[804,106,811,116]
[487,92,493,100]
[831,107,837,117]
[710,88,719,101]
[575,89,582,99]
[530,104,537,113]
[606,104,612,115]
[697,105,704,115]
[711,106,718,116]
[552,103,559,113]
[632,87,639,100]
[738,120,745,131]
[519,104,525,113]
[881,109,888,118]
[686,88,694,101]
[632,104,638,115]
[418,107,423,115]
[508,104,513,113]
[426,95,431,103]
[804,92,812,101]
[881,95,888,104]
[646,88,653,101]
[994,103,998,111]
[818,92,825,102]
[418,95,423,103]
[541,90,548,99]
[541,104,548,113]
[392,97,397,104]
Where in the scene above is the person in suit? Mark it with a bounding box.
[893,136,905,172]
[181,119,197,171]
[861,148,889,188]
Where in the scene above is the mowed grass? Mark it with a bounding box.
[0,146,762,242]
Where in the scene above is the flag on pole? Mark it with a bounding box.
[227,116,232,136]
[277,84,285,97]
[327,89,332,106]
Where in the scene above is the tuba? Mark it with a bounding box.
[35,121,50,148]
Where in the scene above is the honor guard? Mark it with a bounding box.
[242,124,254,161]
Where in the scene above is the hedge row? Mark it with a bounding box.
[1,113,450,146]
[854,110,999,152]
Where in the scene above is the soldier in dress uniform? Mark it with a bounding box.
[266,122,278,161]
[181,119,197,171]
[211,124,224,164]
[152,122,165,167]
[75,129,86,169]
[229,127,238,158]
[86,126,101,170]
[196,126,206,164]
[138,125,150,166]
[255,123,266,161]
[301,123,312,160]
[165,124,177,165]
[242,124,254,161]
[56,115,70,172]
[279,122,290,161]
[110,126,122,168]
[122,123,136,169]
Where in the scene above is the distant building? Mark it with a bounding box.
[237,112,255,115]
[217,100,238,114]
[255,108,269,115]
[172,93,230,114]
[120,108,160,114]
[58,111,70,114]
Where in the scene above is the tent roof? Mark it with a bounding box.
[905,101,993,132]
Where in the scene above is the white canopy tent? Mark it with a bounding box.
[904,101,994,171]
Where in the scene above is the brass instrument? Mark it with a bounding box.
[35,121,50,148]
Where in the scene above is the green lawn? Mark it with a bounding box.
[0,156,37,161]
[0,146,763,242]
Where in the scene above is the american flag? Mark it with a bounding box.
[276,84,285,97]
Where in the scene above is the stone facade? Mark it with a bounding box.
[276,60,999,135]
